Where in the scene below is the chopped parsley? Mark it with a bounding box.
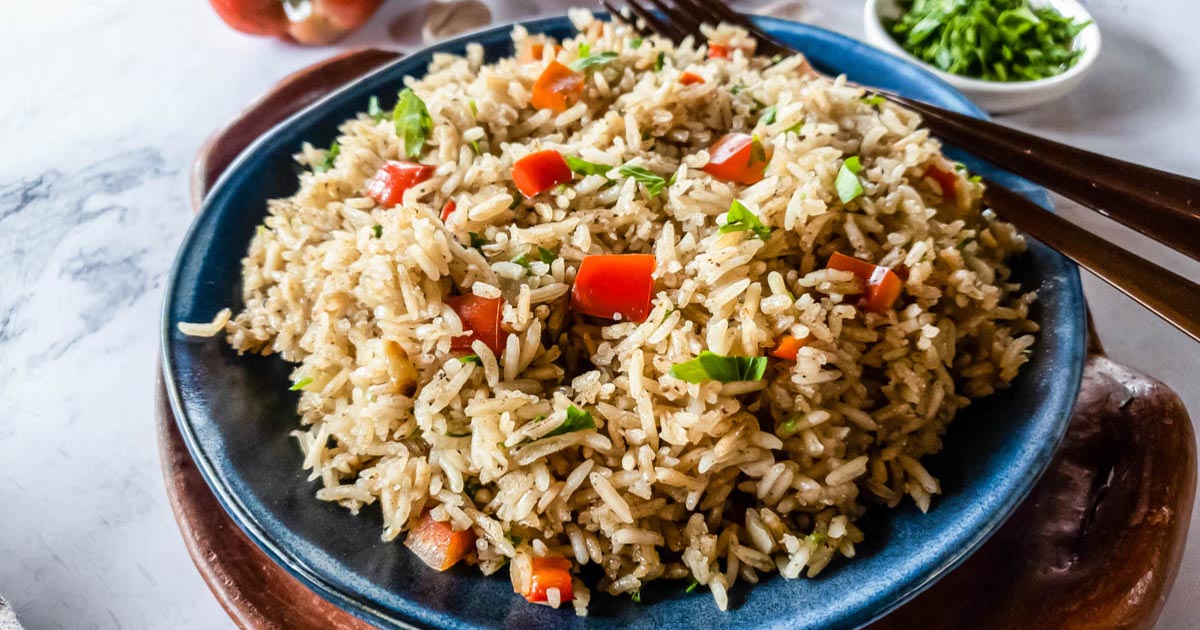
[570,51,618,72]
[685,580,699,593]
[510,253,531,269]
[718,199,771,240]
[289,377,313,391]
[367,95,386,122]
[459,354,482,364]
[468,98,478,117]
[371,224,382,238]
[836,155,865,204]
[312,142,339,173]
[630,590,642,603]
[537,247,557,264]
[468,232,487,251]
[565,156,614,176]
[630,37,644,49]
[861,93,885,106]
[393,88,432,159]
[760,104,778,125]
[617,164,668,197]
[541,405,596,439]
[654,51,665,72]
[669,351,768,384]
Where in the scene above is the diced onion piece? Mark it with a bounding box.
[826,252,903,313]
[569,254,655,323]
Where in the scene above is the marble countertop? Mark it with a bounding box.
[0,0,1195,628]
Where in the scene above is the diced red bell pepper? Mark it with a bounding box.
[366,161,435,207]
[826,252,903,313]
[679,72,706,86]
[570,254,655,323]
[531,61,585,113]
[701,133,769,185]
[524,557,574,603]
[511,149,573,198]
[925,165,958,198]
[770,335,810,361]
[518,40,563,63]
[404,511,476,571]
[708,43,729,59]
[440,200,457,221]
[445,294,508,354]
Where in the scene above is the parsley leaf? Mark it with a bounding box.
[469,232,487,251]
[685,580,699,593]
[655,51,665,72]
[459,354,482,364]
[718,199,771,240]
[835,155,865,204]
[537,246,557,264]
[617,164,668,197]
[541,405,596,439]
[511,253,531,269]
[669,351,768,384]
[861,94,885,106]
[393,88,433,159]
[630,37,644,49]
[468,98,478,117]
[312,142,339,173]
[289,377,313,391]
[565,156,613,176]
[367,95,386,122]
[630,590,642,603]
[760,104,778,125]
[570,51,618,72]
[371,224,382,238]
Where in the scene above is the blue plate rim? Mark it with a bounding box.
[161,13,1087,630]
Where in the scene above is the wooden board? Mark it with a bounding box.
[159,48,1196,630]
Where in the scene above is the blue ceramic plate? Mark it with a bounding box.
[163,14,1086,630]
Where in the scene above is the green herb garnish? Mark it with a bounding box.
[469,232,487,251]
[654,51,665,72]
[565,156,614,176]
[459,354,482,364]
[685,580,699,593]
[470,139,481,155]
[579,42,590,57]
[367,95,386,122]
[630,590,642,603]
[760,104,778,125]
[468,98,478,117]
[730,83,747,95]
[836,156,865,204]
[372,224,382,238]
[570,51,618,72]
[511,253,531,269]
[537,247,557,264]
[446,430,472,437]
[808,531,828,545]
[393,88,432,159]
[669,351,768,384]
[630,37,644,49]
[861,94,885,106]
[886,0,1090,82]
[617,164,668,197]
[312,142,339,173]
[541,405,596,439]
[718,199,771,240]
[289,377,313,391]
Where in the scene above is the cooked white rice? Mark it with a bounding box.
[216,11,1037,613]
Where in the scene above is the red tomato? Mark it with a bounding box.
[701,133,769,185]
[708,43,729,59]
[679,72,706,86]
[524,557,574,603]
[445,295,508,354]
[208,0,288,36]
[570,254,656,323]
[531,61,585,113]
[440,200,457,222]
[511,150,573,198]
[925,164,958,198]
[770,335,810,361]
[826,252,903,313]
[366,161,436,207]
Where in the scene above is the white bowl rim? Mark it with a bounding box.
[863,0,1101,94]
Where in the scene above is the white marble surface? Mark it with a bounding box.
[0,0,1196,628]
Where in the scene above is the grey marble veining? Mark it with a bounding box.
[0,1,1196,629]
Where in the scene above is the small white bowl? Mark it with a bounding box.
[863,0,1101,113]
